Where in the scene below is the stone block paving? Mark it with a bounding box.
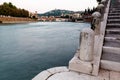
[32,66,120,80]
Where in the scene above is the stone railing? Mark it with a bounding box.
[69,0,110,76]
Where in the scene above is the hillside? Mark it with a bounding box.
[38,9,75,16]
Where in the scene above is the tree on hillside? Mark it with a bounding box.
[97,0,102,4]
[0,2,29,17]
[83,7,97,15]
[8,2,16,9]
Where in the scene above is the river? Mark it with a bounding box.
[0,22,90,80]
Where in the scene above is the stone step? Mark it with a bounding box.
[110,10,120,13]
[102,46,120,55]
[108,13,120,16]
[110,7,120,9]
[110,9,120,11]
[102,49,120,62]
[104,37,120,47]
[108,16,120,19]
[105,29,120,34]
[107,19,120,23]
[101,60,120,72]
[104,37,120,40]
[100,0,120,73]
[110,4,120,9]
[106,28,120,31]
[105,33,120,38]
[106,23,120,28]
[110,8,120,11]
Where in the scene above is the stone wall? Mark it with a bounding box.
[0,17,36,23]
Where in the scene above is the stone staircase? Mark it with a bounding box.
[101,0,120,72]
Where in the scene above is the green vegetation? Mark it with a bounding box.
[84,7,97,15]
[97,0,102,3]
[38,9,74,17]
[0,2,29,17]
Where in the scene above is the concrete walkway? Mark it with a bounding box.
[32,66,120,80]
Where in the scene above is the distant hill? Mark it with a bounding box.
[38,9,75,17]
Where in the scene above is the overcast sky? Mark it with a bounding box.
[0,0,98,13]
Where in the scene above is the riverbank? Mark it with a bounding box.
[0,17,37,24]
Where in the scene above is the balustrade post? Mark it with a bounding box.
[101,0,107,8]
[91,11,101,35]
[79,28,94,62]
[97,3,105,19]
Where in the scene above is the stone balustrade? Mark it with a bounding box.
[69,0,110,76]
[32,0,112,79]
